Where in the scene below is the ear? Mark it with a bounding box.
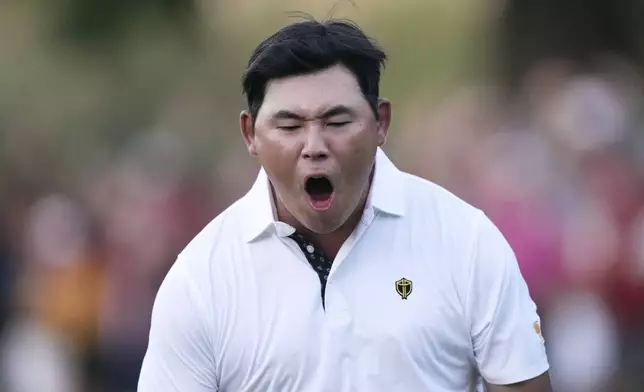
[376,98,392,146]
[240,110,257,156]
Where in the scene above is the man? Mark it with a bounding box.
[138,19,552,392]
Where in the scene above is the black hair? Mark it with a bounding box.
[242,19,387,122]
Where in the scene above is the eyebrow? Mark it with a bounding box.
[271,105,356,121]
[272,110,306,121]
[320,105,356,118]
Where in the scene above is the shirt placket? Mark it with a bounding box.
[288,232,333,303]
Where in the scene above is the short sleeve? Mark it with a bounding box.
[467,213,550,385]
[138,258,217,392]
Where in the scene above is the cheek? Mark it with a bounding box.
[258,153,291,183]
[346,125,380,157]
[337,141,377,182]
[257,131,302,156]
[255,140,300,187]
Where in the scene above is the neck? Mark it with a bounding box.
[301,196,366,259]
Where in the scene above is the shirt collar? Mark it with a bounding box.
[242,147,405,243]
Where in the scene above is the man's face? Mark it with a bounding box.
[240,64,391,234]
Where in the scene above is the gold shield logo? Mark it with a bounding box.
[395,278,413,299]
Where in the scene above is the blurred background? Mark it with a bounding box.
[1,0,644,391]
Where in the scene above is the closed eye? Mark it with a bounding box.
[327,121,351,128]
[277,125,301,131]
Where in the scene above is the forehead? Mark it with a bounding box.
[257,65,370,119]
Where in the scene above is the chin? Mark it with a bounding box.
[302,218,344,235]
[304,223,339,235]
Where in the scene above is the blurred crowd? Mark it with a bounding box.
[0,131,219,392]
[2,1,644,391]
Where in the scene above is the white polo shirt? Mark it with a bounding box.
[138,148,549,392]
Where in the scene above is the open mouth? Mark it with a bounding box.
[305,175,335,211]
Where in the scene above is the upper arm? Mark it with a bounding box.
[466,213,550,388]
[138,258,217,392]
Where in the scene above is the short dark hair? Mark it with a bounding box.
[242,19,387,121]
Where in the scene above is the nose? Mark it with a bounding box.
[301,127,329,161]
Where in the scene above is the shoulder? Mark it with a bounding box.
[399,171,484,242]
[181,198,245,254]
[172,195,251,287]
[146,197,252,340]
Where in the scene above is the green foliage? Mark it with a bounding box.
[56,0,197,46]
